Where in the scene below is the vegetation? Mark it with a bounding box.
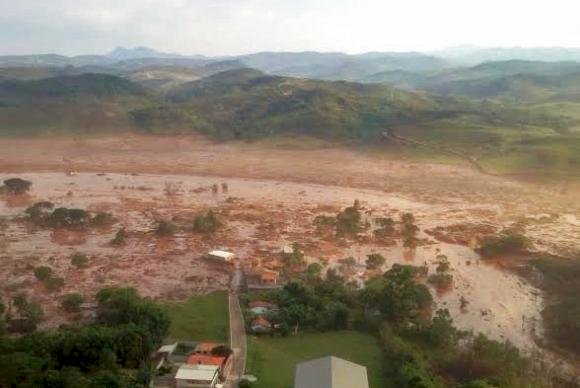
[336,200,362,237]
[61,293,85,313]
[192,210,222,234]
[25,202,114,229]
[244,258,548,387]
[33,265,53,281]
[2,177,32,195]
[531,256,580,355]
[8,293,44,333]
[247,331,385,388]
[110,228,128,246]
[0,287,168,387]
[70,253,89,268]
[366,253,386,270]
[155,220,176,237]
[160,291,229,342]
[477,231,530,257]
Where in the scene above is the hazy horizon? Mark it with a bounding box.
[2,0,580,56]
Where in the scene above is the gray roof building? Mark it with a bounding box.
[294,356,369,388]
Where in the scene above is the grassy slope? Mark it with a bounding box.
[246,331,385,388]
[161,291,229,342]
[393,115,580,176]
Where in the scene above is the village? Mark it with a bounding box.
[0,166,578,387]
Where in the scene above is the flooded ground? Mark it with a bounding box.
[0,136,578,357]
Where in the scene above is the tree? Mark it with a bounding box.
[34,266,53,281]
[96,287,169,348]
[61,293,84,313]
[25,201,54,220]
[71,253,89,268]
[377,264,433,324]
[336,201,362,236]
[366,253,386,270]
[3,178,32,195]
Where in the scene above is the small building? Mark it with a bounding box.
[208,250,235,262]
[251,316,273,333]
[294,356,369,388]
[175,364,220,388]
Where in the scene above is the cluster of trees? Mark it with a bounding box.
[1,178,32,195]
[25,201,114,229]
[1,293,44,334]
[33,265,65,292]
[250,260,548,387]
[477,231,530,258]
[0,287,169,387]
[427,254,454,290]
[335,200,363,237]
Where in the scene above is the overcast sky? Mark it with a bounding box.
[2,0,580,56]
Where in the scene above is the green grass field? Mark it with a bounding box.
[246,331,385,388]
[161,291,229,342]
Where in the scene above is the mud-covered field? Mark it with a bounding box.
[1,135,579,356]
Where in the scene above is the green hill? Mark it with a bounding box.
[156,68,460,139]
[0,74,153,136]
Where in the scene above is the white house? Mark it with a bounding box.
[175,364,220,388]
[207,250,235,262]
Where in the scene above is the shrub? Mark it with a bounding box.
[366,253,386,270]
[155,221,176,236]
[71,253,89,268]
[61,293,84,313]
[192,210,222,234]
[33,266,52,281]
[110,228,128,246]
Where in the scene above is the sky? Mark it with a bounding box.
[2,0,580,56]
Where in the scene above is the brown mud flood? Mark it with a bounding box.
[1,171,570,354]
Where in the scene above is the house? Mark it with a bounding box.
[246,268,282,291]
[250,316,273,333]
[186,354,226,367]
[207,250,235,262]
[175,364,220,388]
[294,356,369,388]
[248,300,279,315]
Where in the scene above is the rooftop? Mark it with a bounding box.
[186,354,226,366]
[175,364,219,382]
[294,356,369,388]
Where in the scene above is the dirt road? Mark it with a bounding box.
[226,266,247,388]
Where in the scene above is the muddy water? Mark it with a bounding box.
[0,172,556,351]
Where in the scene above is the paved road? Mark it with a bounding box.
[225,266,247,388]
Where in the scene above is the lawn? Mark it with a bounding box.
[246,330,385,388]
[161,291,229,343]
